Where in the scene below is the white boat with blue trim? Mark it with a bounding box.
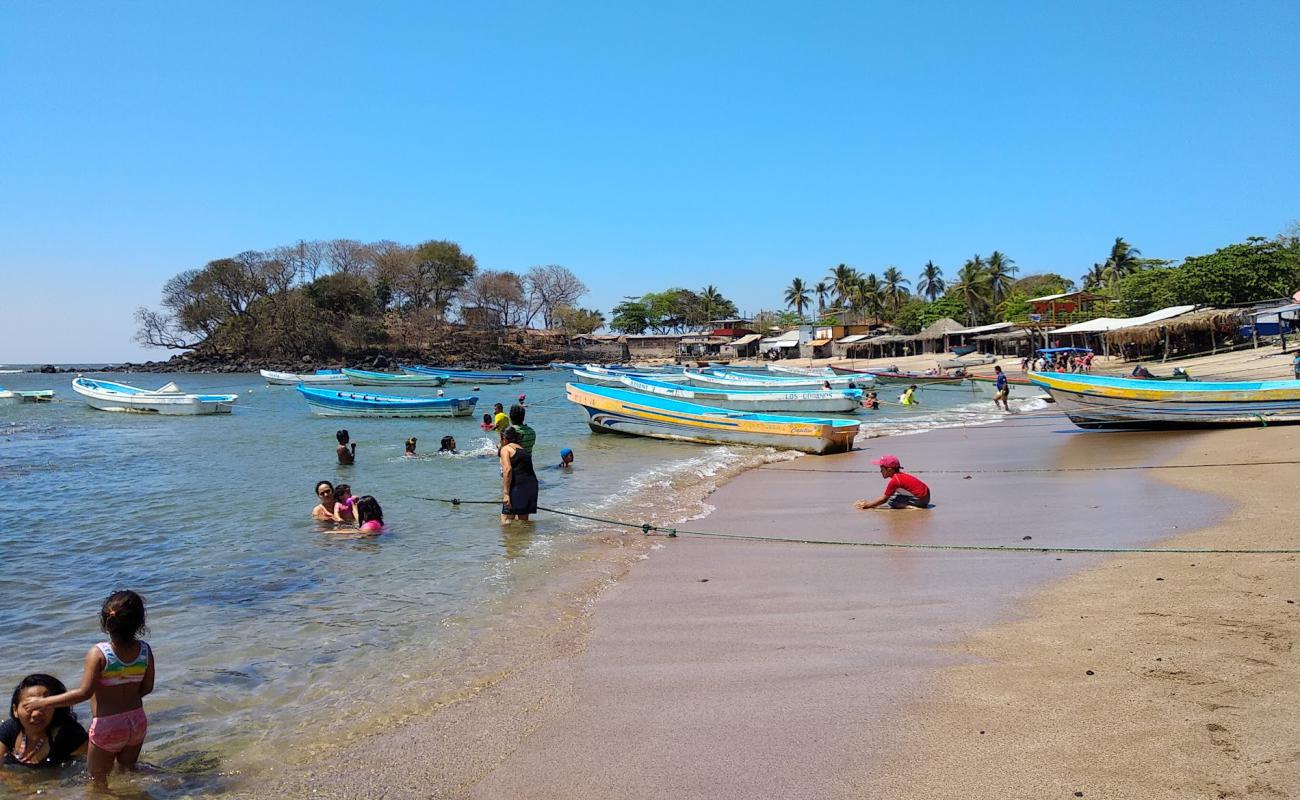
[260,369,348,385]
[342,368,448,387]
[71,376,237,415]
[402,365,524,384]
[618,375,863,413]
[1029,371,1300,428]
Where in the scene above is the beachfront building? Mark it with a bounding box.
[943,321,1017,355]
[624,333,683,359]
[1023,291,1110,325]
[850,317,966,359]
[721,333,762,359]
[759,325,815,359]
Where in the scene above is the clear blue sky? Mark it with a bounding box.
[2,1,1297,363]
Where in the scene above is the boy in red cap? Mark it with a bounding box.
[855,454,931,510]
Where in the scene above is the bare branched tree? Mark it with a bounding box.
[524,265,587,329]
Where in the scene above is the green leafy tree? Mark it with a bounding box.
[1114,268,1179,316]
[1167,238,1300,306]
[610,297,652,334]
[775,309,802,326]
[784,277,810,320]
[1012,273,1076,298]
[848,274,884,319]
[304,272,379,316]
[699,285,726,320]
[918,296,969,329]
[917,260,945,301]
[881,266,910,311]
[891,297,929,334]
[554,306,605,335]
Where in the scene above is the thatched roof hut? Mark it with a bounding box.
[1101,308,1244,348]
[916,317,965,340]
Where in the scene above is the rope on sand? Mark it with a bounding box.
[407,496,1300,555]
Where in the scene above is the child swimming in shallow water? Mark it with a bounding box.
[333,484,357,524]
[405,437,417,456]
[439,435,458,453]
[356,495,384,534]
[480,413,493,432]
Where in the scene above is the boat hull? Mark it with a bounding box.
[619,376,863,412]
[71,378,236,415]
[342,369,448,387]
[566,383,859,454]
[687,371,868,390]
[867,371,965,385]
[0,389,54,404]
[573,369,691,387]
[1029,371,1300,428]
[261,369,347,385]
[297,386,478,417]
[403,365,524,384]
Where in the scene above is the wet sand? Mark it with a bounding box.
[248,410,1300,799]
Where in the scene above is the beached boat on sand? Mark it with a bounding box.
[566,383,860,454]
[0,387,55,405]
[342,368,448,387]
[297,385,478,417]
[72,377,237,415]
[260,369,348,385]
[618,375,864,413]
[402,365,524,384]
[1028,371,1300,428]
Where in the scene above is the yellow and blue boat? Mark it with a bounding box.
[1028,371,1300,428]
[566,383,860,454]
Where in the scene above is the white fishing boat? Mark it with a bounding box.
[572,367,692,387]
[687,370,868,391]
[260,369,348,385]
[71,376,237,415]
[765,364,837,378]
[0,388,54,405]
[619,375,863,412]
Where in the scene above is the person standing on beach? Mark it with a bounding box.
[855,454,931,510]
[992,366,1011,412]
[336,430,356,465]
[1293,353,1300,380]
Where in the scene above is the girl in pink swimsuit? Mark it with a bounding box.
[29,590,155,789]
[356,495,385,534]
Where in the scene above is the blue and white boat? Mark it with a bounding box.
[260,369,347,385]
[402,365,525,384]
[687,370,868,390]
[1029,371,1300,428]
[618,375,863,413]
[342,368,448,387]
[566,383,860,454]
[571,368,691,387]
[297,385,478,417]
[0,387,55,405]
[71,376,237,415]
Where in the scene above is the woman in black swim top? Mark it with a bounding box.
[499,427,538,523]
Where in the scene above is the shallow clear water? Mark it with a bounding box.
[0,368,1026,796]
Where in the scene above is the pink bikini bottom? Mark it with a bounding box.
[88,707,147,753]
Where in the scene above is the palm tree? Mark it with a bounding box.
[952,257,993,325]
[985,251,1018,304]
[848,274,884,320]
[784,277,810,320]
[881,266,910,311]
[917,261,945,301]
[1082,263,1107,291]
[828,263,860,309]
[699,284,725,320]
[812,280,830,319]
[1104,237,1142,280]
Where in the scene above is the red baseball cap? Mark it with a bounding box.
[872,454,901,468]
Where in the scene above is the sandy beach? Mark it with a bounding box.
[249,379,1300,799]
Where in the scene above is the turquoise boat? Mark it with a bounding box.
[402,365,525,384]
[341,368,448,387]
[566,383,860,454]
[297,385,478,417]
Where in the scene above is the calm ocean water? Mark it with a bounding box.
[0,368,1028,796]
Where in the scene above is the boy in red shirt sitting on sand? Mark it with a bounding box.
[855,454,931,510]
